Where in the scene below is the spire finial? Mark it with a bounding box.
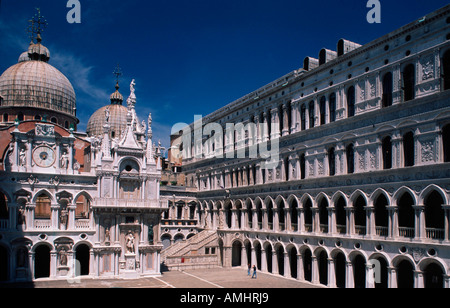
[27,8,48,43]
[113,64,123,88]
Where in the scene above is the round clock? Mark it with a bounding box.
[33,146,56,168]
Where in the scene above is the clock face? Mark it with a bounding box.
[33,146,56,168]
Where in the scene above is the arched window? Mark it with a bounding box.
[51,117,58,124]
[75,195,90,219]
[354,196,367,235]
[320,96,326,125]
[35,194,51,219]
[398,193,415,238]
[300,154,306,180]
[382,136,392,170]
[443,124,450,162]
[290,199,299,232]
[278,200,285,231]
[304,199,313,232]
[328,147,336,176]
[267,200,274,230]
[403,64,415,102]
[335,197,347,234]
[374,194,389,236]
[318,198,328,233]
[443,50,450,91]
[424,191,445,240]
[301,104,306,131]
[382,72,393,107]
[329,93,336,123]
[2,114,8,123]
[34,115,42,121]
[347,86,355,118]
[403,131,415,167]
[17,113,24,122]
[346,144,355,174]
[309,101,315,128]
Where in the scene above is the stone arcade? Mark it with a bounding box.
[162,5,450,288]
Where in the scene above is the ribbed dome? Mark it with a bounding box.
[86,104,129,139]
[0,56,76,117]
[109,82,124,104]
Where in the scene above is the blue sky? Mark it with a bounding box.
[0,0,449,151]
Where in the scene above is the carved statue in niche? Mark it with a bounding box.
[19,148,26,167]
[105,227,111,245]
[60,150,69,169]
[59,247,68,266]
[60,205,68,230]
[126,232,135,254]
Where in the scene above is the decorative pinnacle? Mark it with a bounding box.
[113,64,123,88]
[27,8,48,43]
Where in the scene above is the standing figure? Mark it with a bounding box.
[126,232,135,254]
[252,265,257,279]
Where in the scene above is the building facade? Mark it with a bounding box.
[0,24,165,282]
[171,5,450,288]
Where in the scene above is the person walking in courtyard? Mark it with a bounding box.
[252,265,257,279]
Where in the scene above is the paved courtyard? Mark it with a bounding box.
[2,267,322,289]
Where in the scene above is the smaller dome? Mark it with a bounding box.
[86,104,129,139]
[110,82,124,104]
[28,35,50,62]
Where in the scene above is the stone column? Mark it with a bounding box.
[328,258,336,288]
[282,104,289,136]
[414,205,426,240]
[297,253,304,282]
[271,107,281,140]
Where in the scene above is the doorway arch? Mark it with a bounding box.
[353,254,366,288]
[231,241,242,267]
[397,259,414,288]
[423,262,444,288]
[334,251,346,288]
[34,245,51,279]
[75,244,90,276]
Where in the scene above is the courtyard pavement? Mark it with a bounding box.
[2,267,322,289]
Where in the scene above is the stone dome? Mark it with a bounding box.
[0,40,76,118]
[86,103,129,139]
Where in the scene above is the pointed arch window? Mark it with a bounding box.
[35,194,51,219]
[75,195,90,219]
